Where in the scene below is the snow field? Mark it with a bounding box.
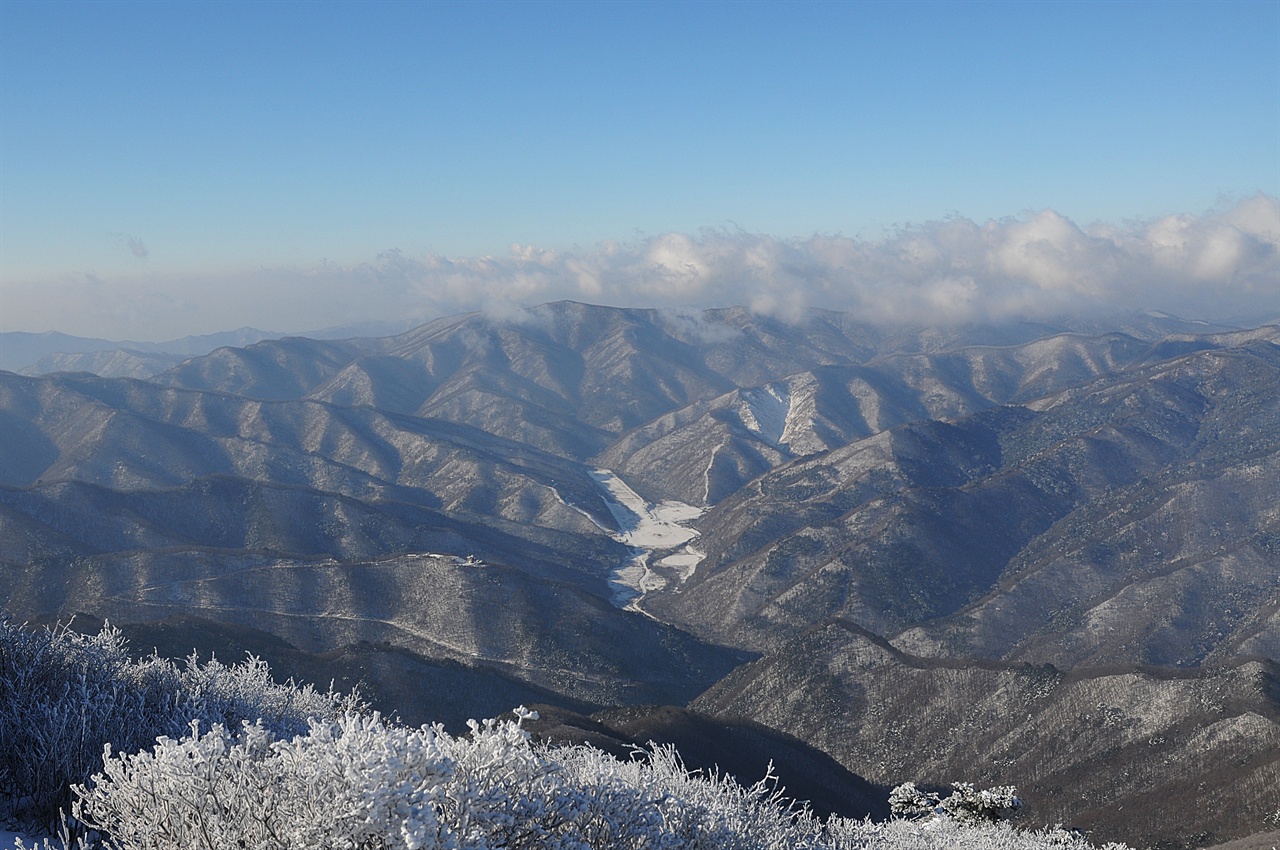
[589,468,707,608]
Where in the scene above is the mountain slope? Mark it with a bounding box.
[693,620,1280,848]
[0,366,747,708]
[20,349,186,379]
[154,337,377,401]
[598,331,1166,506]
[3,304,1277,846]
[646,339,1280,668]
[153,303,1213,466]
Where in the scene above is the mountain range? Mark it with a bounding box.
[1,301,1276,848]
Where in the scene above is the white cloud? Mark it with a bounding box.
[6,196,1277,340]
[386,193,1269,324]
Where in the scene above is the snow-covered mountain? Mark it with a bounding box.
[1,301,1277,846]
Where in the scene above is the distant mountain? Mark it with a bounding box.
[19,349,187,379]
[2,301,1276,845]
[1,327,281,374]
[597,330,1163,505]
[155,303,893,458]
[300,317,423,340]
[150,304,1243,468]
[2,331,135,373]
[154,337,380,400]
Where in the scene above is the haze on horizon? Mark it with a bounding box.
[1,0,1277,341]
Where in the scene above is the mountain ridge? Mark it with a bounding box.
[2,302,1276,846]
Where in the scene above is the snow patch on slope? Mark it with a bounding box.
[779,373,823,454]
[589,468,705,610]
[738,384,790,445]
[655,546,705,582]
[590,469,701,549]
[740,376,831,456]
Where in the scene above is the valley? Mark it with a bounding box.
[1,301,1276,848]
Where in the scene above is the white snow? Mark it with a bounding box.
[850,380,885,432]
[589,468,706,609]
[702,440,725,504]
[739,376,828,455]
[738,383,789,445]
[589,469,700,550]
[779,374,823,453]
[656,546,705,582]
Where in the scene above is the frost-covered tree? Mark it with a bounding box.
[888,781,937,820]
[889,780,1022,825]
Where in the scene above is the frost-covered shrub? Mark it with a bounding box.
[76,706,1126,850]
[0,620,159,830]
[821,818,1131,849]
[76,714,450,850]
[888,780,1022,825]
[3,617,1132,850]
[546,739,827,849]
[77,707,832,850]
[171,650,355,736]
[0,617,356,831]
[76,708,672,850]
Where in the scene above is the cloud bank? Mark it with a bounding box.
[6,196,1277,340]
[356,193,1279,326]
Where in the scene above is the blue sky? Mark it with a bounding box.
[1,0,1277,339]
